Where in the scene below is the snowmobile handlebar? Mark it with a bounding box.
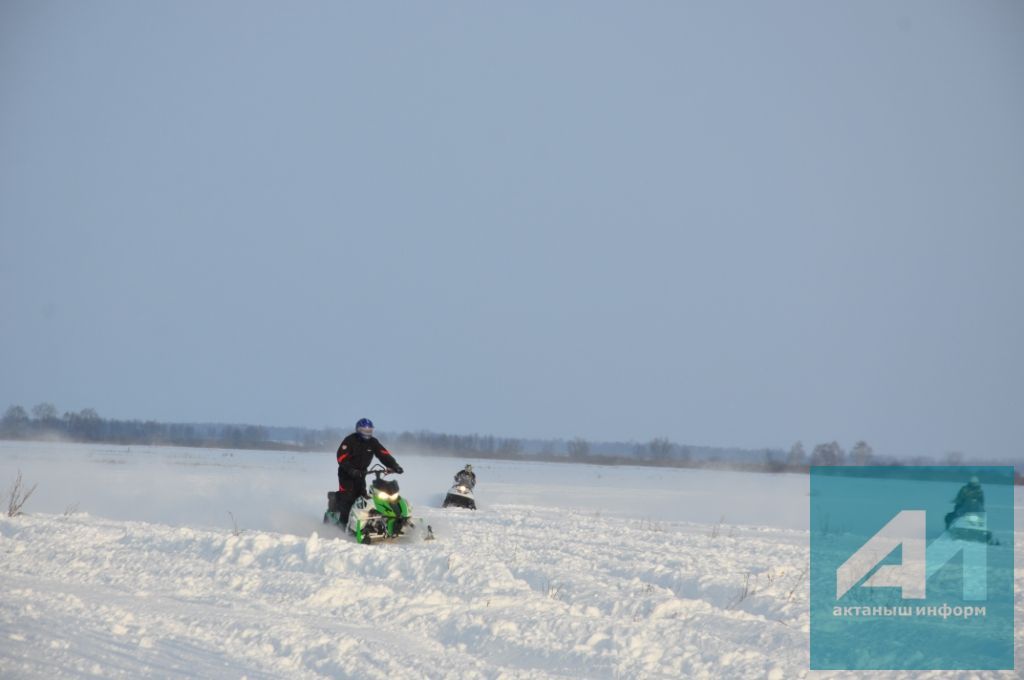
[365,463,400,477]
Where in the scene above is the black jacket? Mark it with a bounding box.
[953,484,984,513]
[336,433,400,481]
[454,470,476,489]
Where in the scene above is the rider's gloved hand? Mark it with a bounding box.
[389,465,404,474]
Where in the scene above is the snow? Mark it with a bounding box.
[1,441,1021,678]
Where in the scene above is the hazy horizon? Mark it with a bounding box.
[6,400,1022,465]
[3,2,1023,460]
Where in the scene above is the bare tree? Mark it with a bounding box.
[647,437,674,461]
[567,437,590,460]
[810,441,845,466]
[31,402,60,436]
[850,441,873,466]
[31,402,58,423]
[1,405,29,438]
[763,449,787,472]
[787,441,806,468]
[6,470,37,517]
[65,408,102,440]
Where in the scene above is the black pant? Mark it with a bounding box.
[336,468,366,522]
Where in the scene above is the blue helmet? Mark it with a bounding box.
[356,418,374,438]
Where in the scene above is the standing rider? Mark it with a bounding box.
[335,418,403,522]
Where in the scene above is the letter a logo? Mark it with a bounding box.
[836,510,926,600]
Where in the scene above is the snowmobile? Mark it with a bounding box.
[323,464,415,544]
[443,472,476,510]
[947,511,998,544]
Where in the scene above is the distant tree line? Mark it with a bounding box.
[0,403,274,450]
[3,402,1021,482]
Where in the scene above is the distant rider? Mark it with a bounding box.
[454,464,476,489]
[945,475,984,529]
[335,418,403,522]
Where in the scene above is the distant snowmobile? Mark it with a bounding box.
[443,464,477,510]
[947,511,998,544]
[324,464,415,543]
[944,476,997,544]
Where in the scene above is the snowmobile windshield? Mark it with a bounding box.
[372,479,400,495]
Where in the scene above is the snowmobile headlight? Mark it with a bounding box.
[376,491,399,501]
[457,486,470,494]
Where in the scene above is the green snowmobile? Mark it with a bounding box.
[324,464,415,544]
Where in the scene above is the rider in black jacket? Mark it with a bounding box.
[335,418,403,521]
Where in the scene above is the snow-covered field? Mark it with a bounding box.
[0,441,1020,678]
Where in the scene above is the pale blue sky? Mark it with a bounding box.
[2,2,1022,458]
